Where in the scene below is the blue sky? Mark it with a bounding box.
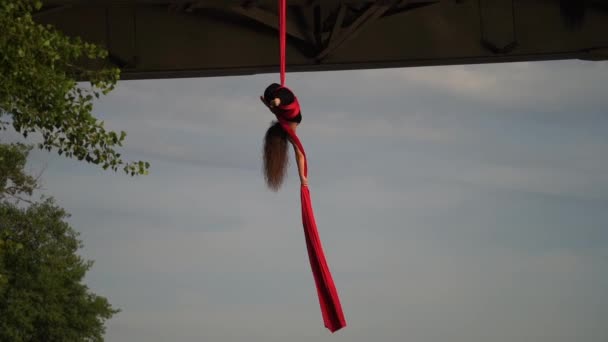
[20,59,608,342]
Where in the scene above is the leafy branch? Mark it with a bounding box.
[0,0,149,176]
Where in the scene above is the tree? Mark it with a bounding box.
[0,0,148,176]
[0,144,119,341]
[0,143,38,203]
[0,200,119,341]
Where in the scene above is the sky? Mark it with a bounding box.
[18,59,608,342]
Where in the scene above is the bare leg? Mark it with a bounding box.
[292,142,307,186]
[286,122,307,186]
[288,121,298,132]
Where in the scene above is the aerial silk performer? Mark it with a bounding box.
[258,0,346,333]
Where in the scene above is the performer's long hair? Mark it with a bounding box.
[263,121,289,191]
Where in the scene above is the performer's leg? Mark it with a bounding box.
[288,121,299,132]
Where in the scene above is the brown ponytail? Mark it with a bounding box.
[263,121,289,191]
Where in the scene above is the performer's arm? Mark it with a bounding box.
[292,143,308,186]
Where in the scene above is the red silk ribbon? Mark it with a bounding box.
[277,0,346,332]
[277,119,346,333]
[279,0,286,86]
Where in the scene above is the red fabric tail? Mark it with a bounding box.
[279,120,346,333]
[301,186,347,332]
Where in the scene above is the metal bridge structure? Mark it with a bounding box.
[36,0,608,80]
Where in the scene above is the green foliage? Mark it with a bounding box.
[0,199,119,341]
[0,0,148,176]
[0,135,118,340]
[0,142,37,201]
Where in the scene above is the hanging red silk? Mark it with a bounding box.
[279,0,286,86]
[275,0,346,333]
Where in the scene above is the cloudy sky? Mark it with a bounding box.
[21,59,608,342]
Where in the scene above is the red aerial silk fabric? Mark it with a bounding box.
[276,0,346,332]
[279,0,286,86]
[276,118,346,333]
[270,90,300,120]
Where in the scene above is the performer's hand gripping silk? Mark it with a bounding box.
[260,83,307,190]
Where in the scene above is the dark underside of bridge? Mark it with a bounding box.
[36,0,608,80]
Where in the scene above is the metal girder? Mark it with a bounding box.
[315,0,439,62]
[581,47,608,61]
[228,6,310,41]
[32,4,73,17]
[479,0,517,54]
[33,0,608,80]
[164,1,438,60]
[316,1,408,61]
[166,2,314,43]
[327,3,347,50]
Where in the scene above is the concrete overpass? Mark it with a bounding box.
[36,0,608,80]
